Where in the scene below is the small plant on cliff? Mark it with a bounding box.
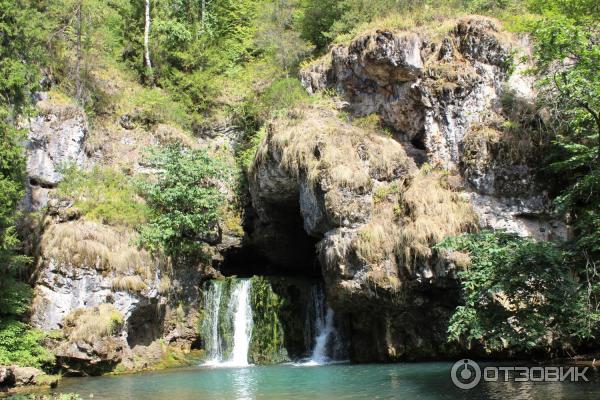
[138,143,228,262]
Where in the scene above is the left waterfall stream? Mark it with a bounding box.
[201,279,254,367]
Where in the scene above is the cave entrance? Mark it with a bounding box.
[217,200,322,279]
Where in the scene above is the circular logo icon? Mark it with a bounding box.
[451,359,481,390]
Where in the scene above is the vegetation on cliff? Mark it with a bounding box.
[438,0,600,356]
[438,231,596,354]
[0,0,55,370]
[137,144,229,262]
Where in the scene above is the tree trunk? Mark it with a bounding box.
[201,0,206,27]
[75,1,83,101]
[144,0,153,82]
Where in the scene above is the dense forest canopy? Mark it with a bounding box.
[0,0,598,370]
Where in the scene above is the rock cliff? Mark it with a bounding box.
[250,17,564,361]
[24,89,243,374]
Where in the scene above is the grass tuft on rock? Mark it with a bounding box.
[62,304,124,342]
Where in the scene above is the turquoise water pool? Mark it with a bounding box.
[40,362,600,399]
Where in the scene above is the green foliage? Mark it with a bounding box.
[0,277,54,370]
[235,78,309,171]
[122,0,260,114]
[44,0,131,107]
[0,0,41,269]
[0,0,51,372]
[262,78,310,113]
[56,166,149,228]
[0,124,27,268]
[138,144,228,261]
[255,0,313,72]
[299,0,526,50]
[128,86,191,129]
[438,231,599,353]
[0,319,55,369]
[528,0,600,303]
[238,126,267,173]
[0,279,33,316]
[300,0,342,50]
[0,0,45,112]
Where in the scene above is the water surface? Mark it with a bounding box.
[44,363,600,400]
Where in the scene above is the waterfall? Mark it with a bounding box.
[310,307,335,364]
[227,279,253,367]
[302,285,338,365]
[202,281,224,363]
[201,279,253,367]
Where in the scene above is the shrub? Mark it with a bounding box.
[261,78,310,113]
[0,277,54,370]
[437,231,597,354]
[0,319,55,369]
[0,278,33,316]
[138,144,229,261]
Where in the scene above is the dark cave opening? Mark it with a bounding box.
[216,197,322,279]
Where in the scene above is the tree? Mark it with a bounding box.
[0,0,55,370]
[144,0,153,83]
[0,0,43,268]
[437,231,589,354]
[529,0,600,323]
[138,144,228,262]
[256,0,312,73]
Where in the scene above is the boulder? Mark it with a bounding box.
[13,366,44,387]
[54,338,125,376]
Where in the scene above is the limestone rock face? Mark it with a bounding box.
[30,217,204,374]
[301,17,522,168]
[24,95,89,210]
[300,16,563,240]
[30,221,162,332]
[249,104,477,360]
[250,17,566,361]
